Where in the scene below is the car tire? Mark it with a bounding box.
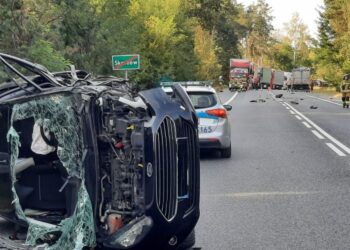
[176,230,195,250]
[221,145,231,158]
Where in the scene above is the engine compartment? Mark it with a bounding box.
[95,92,147,236]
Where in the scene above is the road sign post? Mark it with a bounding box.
[112,54,140,81]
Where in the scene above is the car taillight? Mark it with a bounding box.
[206,109,227,118]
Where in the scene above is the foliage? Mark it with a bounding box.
[26,40,70,71]
[311,0,350,86]
[270,41,294,71]
[193,25,221,80]
[128,0,198,87]
[192,0,244,81]
[283,13,314,68]
[3,0,343,88]
[241,0,274,66]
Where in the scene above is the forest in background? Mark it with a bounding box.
[0,0,348,87]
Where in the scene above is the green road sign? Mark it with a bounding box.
[112,54,140,71]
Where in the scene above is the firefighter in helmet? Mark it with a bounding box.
[341,74,350,108]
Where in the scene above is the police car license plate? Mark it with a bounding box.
[199,126,213,133]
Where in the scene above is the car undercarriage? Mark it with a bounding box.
[0,53,200,250]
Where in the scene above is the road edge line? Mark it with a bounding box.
[326,143,346,157]
[306,95,342,106]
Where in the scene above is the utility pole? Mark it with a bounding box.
[293,50,296,67]
[292,41,296,67]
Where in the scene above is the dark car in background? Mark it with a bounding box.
[0,53,200,250]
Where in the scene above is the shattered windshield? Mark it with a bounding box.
[7,94,95,249]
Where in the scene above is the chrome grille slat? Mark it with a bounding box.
[155,117,178,221]
[156,133,161,211]
[164,120,169,216]
[161,123,166,212]
[179,120,198,212]
[169,118,177,217]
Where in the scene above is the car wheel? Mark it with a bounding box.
[221,145,231,158]
[176,230,195,250]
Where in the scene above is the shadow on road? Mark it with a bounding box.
[200,149,228,160]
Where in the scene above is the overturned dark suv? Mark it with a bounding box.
[0,54,200,250]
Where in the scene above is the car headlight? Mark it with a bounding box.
[114,216,153,248]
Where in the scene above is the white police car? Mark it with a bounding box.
[162,81,232,158]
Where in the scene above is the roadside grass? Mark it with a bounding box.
[313,86,341,99]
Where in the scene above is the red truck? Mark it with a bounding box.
[229,59,253,91]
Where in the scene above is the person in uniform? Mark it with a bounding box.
[341,74,350,108]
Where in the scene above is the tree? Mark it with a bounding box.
[127,0,198,87]
[0,0,250,87]
[57,0,99,71]
[0,0,69,70]
[242,0,274,66]
[283,13,313,68]
[193,25,221,80]
[192,0,244,81]
[312,5,343,85]
[270,40,294,71]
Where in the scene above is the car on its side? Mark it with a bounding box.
[0,53,200,250]
[162,82,232,158]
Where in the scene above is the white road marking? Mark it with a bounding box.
[205,191,316,198]
[295,115,302,120]
[290,110,295,115]
[285,102,350,154]
[224,92,238,105]
[303,121,312,128]
[311,130,325,140]
[306,95,342,106]
[326,143,346,157]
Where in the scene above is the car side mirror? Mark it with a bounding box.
[224,105,232,111]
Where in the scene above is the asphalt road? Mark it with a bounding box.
[196,89,350,250]
[3,89,350,250]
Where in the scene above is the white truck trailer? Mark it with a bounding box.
[272,70,284,89]
[292,67,310,91]
[259,67,272,89]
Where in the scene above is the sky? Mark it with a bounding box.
[237,0,324,37]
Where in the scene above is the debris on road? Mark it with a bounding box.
[310,105,318,109]
[250,99,267,103]
[291,100,299,105]
[275,94,283,98]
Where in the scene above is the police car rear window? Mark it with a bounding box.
[187,92,217,109]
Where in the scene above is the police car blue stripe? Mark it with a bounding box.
[196,111,219,120]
